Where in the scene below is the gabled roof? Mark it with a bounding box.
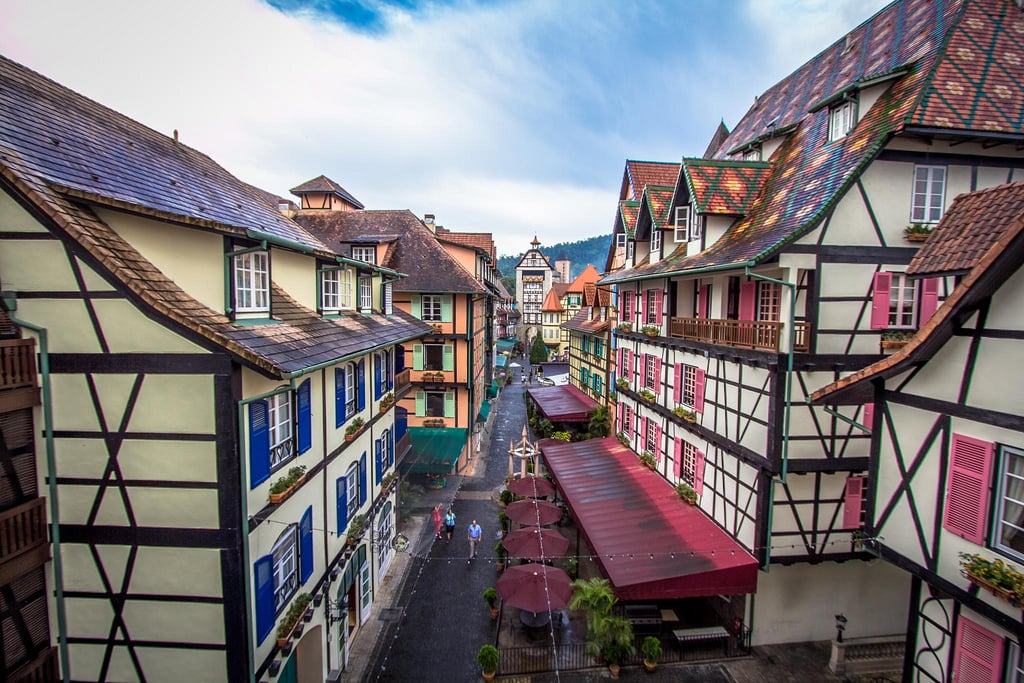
[702,121,731,159]
[0,56,331,253]
[621,160,681,201]
[619,200,640,236]
[289,175,364,209]
[683,159,772,216]
[567,264,601,293]
[293,210,486,294]
[602,0,996,286]
[562,305,610,334]
[434,225,497,261]
[541,287,563,312]
[812,180,1024,405]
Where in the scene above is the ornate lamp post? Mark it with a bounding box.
[508,426,540,479]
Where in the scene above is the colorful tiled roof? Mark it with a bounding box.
[908,180,1024,276]
[289,175,364,209]
[541,287,563,312]
[641,186,675,231]
[683,159,771,216]
[0,56,330,253]
[622,160,681,201]
[293,210,486,295]
[619,200,640,236]
[568,264,602,293]
[562,306,610,334]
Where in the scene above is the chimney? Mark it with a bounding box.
[424,214,436,233]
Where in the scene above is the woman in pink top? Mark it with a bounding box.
[432,504,443,540]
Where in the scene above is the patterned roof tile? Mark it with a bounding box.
[623,160,680,201]
[683,159,772,215]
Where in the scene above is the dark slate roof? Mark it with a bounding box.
[683,159,771,216]
[293,209,486,294]
[601,0,983,286]
[908,181,1024,277]
[812,181,1024,405]
[0,56,330,252]
[702,121,731,159]
[621,160,681,201]
[245,183,298,211]
[289,175,364,209]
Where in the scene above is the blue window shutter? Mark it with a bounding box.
[374,355,382,400]
[335,368,345,428]
[375,438,383,484]
[337,477,348,530]
[395,345,406,372]
[254,554,275,644]
[300,506,313,584]
[359,452,367,505]
[249,400,270,487]
[357,360,366,411]
[297,379,311,454]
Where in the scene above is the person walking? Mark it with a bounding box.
[432,504,443,540]
[467,519,482,561]
[444,507,456,544]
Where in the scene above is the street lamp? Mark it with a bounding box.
[834,613,847,643]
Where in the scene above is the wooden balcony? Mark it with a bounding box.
[394,368,412,397]
[669,317,811,353]
[0,498,50,585]
[1,338,37,390]
[9,645,58,683]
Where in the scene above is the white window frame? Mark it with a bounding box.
[321,269,341,311]
[377,504,394,574]
[234,251,269,312]
[345,363,357,417]
[1006,640,1024,683]
[352,246,376,263]
[687,204,702,242]
[888,273,918,329]
[422,295,442,322]
[626,241,634,260]
[995,445,1024,563]
[268,392,294,469]
[645,419,658,455]
[911,165,946,223]
[651,228,662,254]
[381,428,392,470]
[272,525,298,610]
[616,233,626,248]
[425,390,446,418]
[423,342,445,371]
[828,98,857,141]
[681,364,697,408]
[359,276,372,311]
[339,268,354,309]
[645,354,658,390]
[743,146,762,161]
[758,282,781,322]
[679,440,697,486]
[674,206,690,242]
[646,291,658,325]
[346,463,359,520]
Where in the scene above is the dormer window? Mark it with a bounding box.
[234,250,269,313]
[743,146,762,161]
[352,246,376,264]
[828,98,857,141]
[616,233,626,249]
[673,206,690,242]
[651,228,662,254]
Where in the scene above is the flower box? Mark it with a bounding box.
[960,553,1024,606]
[963,570,1021,606]
[268,466,307,505]
[905,233,929,242]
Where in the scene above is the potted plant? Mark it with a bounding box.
[615,377,629,391]
[562,557,579,580]
[676,481,697,505]
[616,431,630,447]
[641,635,662,672]
[494,540,507,572]
[593,614,635,678]
[641,325,659,337]
[959,552,1024,606]
[276,593,312,648]
[344,416,365,442]
[881,330,915,349]
[638,451,657,469]
[904,222,933,241]
[497,510,510,537]
[569,577,617,642]
[268,465,307,504]
[639,388,656,402]
[616,322,633,333]
[345,513,368,546]
[498,489,514,506]
[483,587,500,619]
[380,470,398,494]
[476,644,499,682]
[551,430,572,442]
[379,392,395,412]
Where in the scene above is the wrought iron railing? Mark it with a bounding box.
[669,317,811,353]
[0,338,36,390]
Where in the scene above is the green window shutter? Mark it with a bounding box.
[443,344,454,372]
[413,344,424,370]
[415,390,425,416]
[411,294,421,319]
[444,391,455,418]
[441,295,453,323]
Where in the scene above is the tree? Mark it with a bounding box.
[587,405,612,438]
[529,335,548,364]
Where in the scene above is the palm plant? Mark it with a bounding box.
[587,405,612,437]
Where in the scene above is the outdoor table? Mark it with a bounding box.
[519,610,552,628]
[672,625,731,654]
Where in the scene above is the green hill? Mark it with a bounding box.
[497,234,611,280]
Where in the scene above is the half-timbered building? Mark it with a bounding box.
[598,0,1024,645]
[515,237,556,336]
[564,282,614,408]
[0,55,430,682]
[813,181,1024,682]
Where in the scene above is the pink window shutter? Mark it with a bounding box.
[951,616,1004,683]
[862,404,874,429]
[919,277,940,323]
[616,403,623,433]
[673,439,682,478]
[653,424,663,462]
[653,357,662,393]
[617,347,625,376]
[640,354,648,387]
[673,363,682,404]
[842,476,864,529]
[693,449,705,495]
[639,291,647,324]
[640,417,648,447]
[943,433,994,544]
[870,272,892,329]
[654,290,664,321]
[697,284,708,319]
[739,282,756,320]
[694,368,706,413]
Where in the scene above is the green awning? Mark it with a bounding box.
[401,427,468,474]
[487,380,500,399]
[477,400,492,422]
[496,338,517,352]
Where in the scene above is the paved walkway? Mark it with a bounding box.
[342,359,858,682]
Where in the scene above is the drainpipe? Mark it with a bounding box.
[3,294,71,682]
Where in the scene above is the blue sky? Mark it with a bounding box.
[1,0,889,257]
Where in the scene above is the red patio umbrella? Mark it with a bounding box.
[506,499,562,526]
[496,562,573,612]
[503,526,569,561]
[506,476,556,498]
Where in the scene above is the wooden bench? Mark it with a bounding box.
[672,626,731,654]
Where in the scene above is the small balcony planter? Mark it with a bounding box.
[276,593,312,648]
[268,466,307,505]
[380,471,398,495]
[959,553,1024,606]
[904,223,933,242]
[676,481,697,505]
[881,330,915,349]
[379,392,395,413]
[673,406,697,422]
[345,514,368,547]
[641,325,660,337]
[615,378,629,391]
[268,660,282,677]
[616,323,633,333]
[638,452,657,470]
[616,432,629,447]
[639,389,656,403]
[344,417,365,442]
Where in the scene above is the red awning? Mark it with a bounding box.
[527,385,598,422]
[541,437,758,601]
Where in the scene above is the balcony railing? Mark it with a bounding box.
[0,497,49,566]
[670,317,811,353]
[9,646,58,683]
[394,368,412,395]
[0,339,36,390]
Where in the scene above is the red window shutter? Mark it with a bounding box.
[862,404,874,429]
[654,290,664,320]
[673,439,682,478]
[952,616,1004,683]
[653,424,663,462]
[673,363,683,404]
[943,433,994,544]
[843,476,864,529]
[739,282,756,320]
[871,272,892,329]
[697,284,708,319]
[640,416,648,447]
[919,277,940,323]
[616,403,623,433]
[653,357,662,392]
[617,347,625,376]
[694,368,706,413]
[693,449,705,495]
